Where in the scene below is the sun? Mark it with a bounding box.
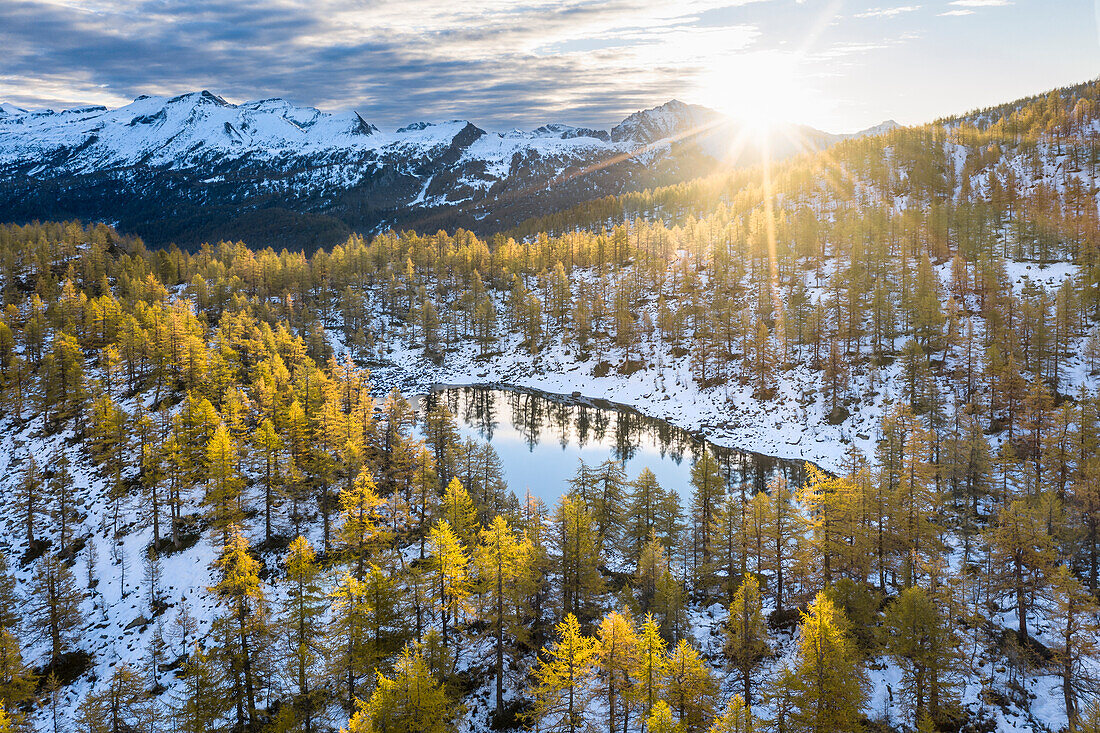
[695,51,807,136]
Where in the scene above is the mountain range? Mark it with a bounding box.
[0,91,895,250]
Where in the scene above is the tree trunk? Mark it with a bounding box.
[239,612,256,725]
[496,566,504,719]
[1015,555,1028,640]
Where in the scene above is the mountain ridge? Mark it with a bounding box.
[0,91,880,250]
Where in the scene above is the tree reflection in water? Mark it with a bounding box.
[421,385,808,504]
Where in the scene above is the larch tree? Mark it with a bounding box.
[985,498,1054,641]
[690,451,726,594]
[428,519,471,653]
[646,700,679,733]
[253,417,283,544]
[762,475,797,611]
[723,574,770,708]
[77,664,152,733]
[0,556,32,717]
[528,613,597,733]
[555,495,603,622]
[329,573,374,711]
[474,514,532,719]
[882,586,959,726]
[786,593,867,733]
[632,612,669,723]
[210,526,267,730]
[339,467,385,581]
[440,477,479,546]
[0,626,35,721]
[626,468,665,563]
[280,536,326,732]
[797,466,851,588]
[1047,565,1100,732]
[664,638,719,733]
[347,644,452,733]
[595,609,640,733]
[29,552,83,668]
[708,695,756,733]
[17,456,43,548]
[204,424,245,541]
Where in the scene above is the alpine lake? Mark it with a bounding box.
[411,384,810,507]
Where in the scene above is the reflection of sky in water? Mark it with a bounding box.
[456,409,699,508]
[423,388,721,508]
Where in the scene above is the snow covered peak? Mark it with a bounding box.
[610,99,721,144]
[531,123,611,142]
[0,90,844,250]
[0,103,30,117]
[169,89,230,107]
[854,119,900,138]
[0,91,388,172]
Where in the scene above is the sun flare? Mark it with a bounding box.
[695,51,807,135]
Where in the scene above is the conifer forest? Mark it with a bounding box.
[2,78,1100,733]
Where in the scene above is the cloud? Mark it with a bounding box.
[1,0,782,129]
[854,5,920,18]
[938,0,1010,15]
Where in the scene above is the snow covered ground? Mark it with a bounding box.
[0,250,1092,731]
[361,254,1087,477]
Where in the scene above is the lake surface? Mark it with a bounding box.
[416,385,808,508]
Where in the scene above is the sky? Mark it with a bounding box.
[0,0,1097,134]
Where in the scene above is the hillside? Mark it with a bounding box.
[0,93,851,252]
[0,78,1098,733]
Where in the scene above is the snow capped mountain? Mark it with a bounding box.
[0,90,382,173]
[0,102,31,117]
[0,91,844,250]
[610,99,721,144]
[848,119,900,138]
